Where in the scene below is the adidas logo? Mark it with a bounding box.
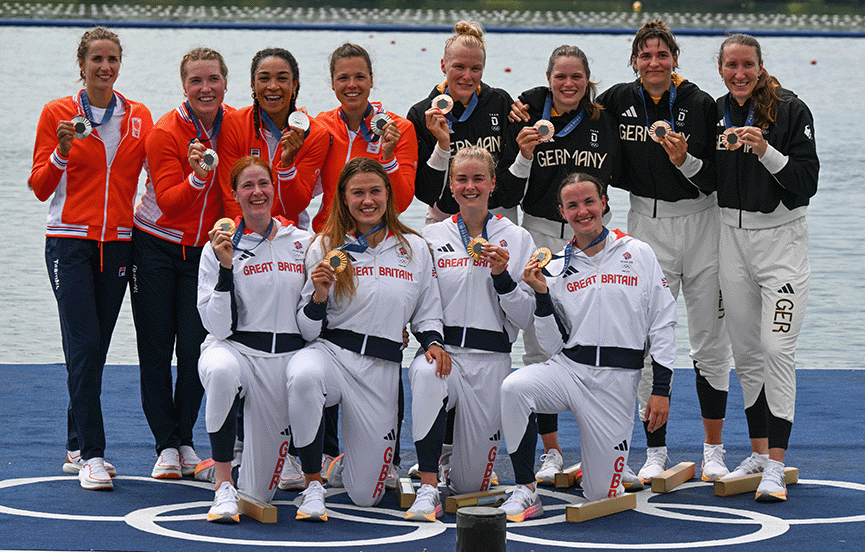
[778,283,795,294]
[280,427,291,436]
[613,440,629,452]
[562,266,579,278]
[489,430,501,441]
[238,251,255,262]
[437,243,455,253]
[383,429,397,441]
[622,106,638,118]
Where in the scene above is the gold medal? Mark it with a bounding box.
[721,128,743,150]
[325,250,349,273]
[533,247,553,268]
[649,120,672,142]
[71,115,92,139]
[431,94,454,114]
[214,217,236,234]
[534,119,554,142]
[467,237,487,261]
[199,148,219,171]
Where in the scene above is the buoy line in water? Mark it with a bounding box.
[1,3,864,34]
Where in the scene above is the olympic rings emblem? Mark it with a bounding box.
[1,476,864,549]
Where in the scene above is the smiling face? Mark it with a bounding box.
[719,42,763,105]
[331,56,372,116]
[344,171,389,233]
[558,180,607,245]
[233,164,273,220]
[79,39,121,97]
[182,59,226,125]
[450,157,495,212]
[547,55,587,114]
[633,37,677,94]
[252,55,297,122]
[442,44,484,104]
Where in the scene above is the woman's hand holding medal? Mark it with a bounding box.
[188,139,211,179]
[209,218,235,269]
[55,120,76,157]
[523,254,548,294]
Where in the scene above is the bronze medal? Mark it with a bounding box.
[534,119,554,142]
[721,128,743,150]
[431,94,454,115]
[649,120,672,143]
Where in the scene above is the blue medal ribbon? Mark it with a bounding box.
[184,100,223,146]
[456,212,492,252]
[444,87,479,130]
[638,80,677,133]
[339,104,379,143]
[542,94,585,138]
[542,226,609,277]
[232,218,275,253]
[78,90,117,128]
[723,96,756,130]
[259,108,286,139]
[338,221,386,254]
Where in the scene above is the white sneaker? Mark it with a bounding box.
[408,463,421,479]
[152,447,182,479]
[179,445,201,477]
[622,463,644,492]
[722,452,769,480]
[207,481,239,523]
[638,446,668,483]
[327,454,345,488]
[755,459,787,502]
[500,484,543,522]
[63,450,116,477]
[406,483,442,522]
[701,443,730,481]
[278,454,306,491]
[194,458,215,482]
[534,449,563,485]
[385,464,399,490]
[296,480,327,521]
[79,457,113,490]
[321,454,336,481]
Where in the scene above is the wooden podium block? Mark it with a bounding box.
[565,492,636,523]
[237,491,277,523]
[396,477,416,509]
[555,463,583,488]
[651,462,695,493]
[444,488,507,514]
[714,467,799,497]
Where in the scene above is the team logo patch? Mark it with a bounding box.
[590,129,599,148]
[396,245,410,267]
[118,266,127,278]
[131,117,141,139]
[366,140,381,155]
[250,148,261,157]
[292,240,305,260]
[499,239,508,248]
[661,276,669,288]
[620,252,633,272]
[677,109,688,126]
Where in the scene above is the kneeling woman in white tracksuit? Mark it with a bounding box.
[406,147,536,521]
[287,157,450,521]
[197,156,312,522]
[499,173,677,522]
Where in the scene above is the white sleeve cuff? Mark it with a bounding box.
[677,153,702,178]
[758,143,788,174]
[427,144,450,171]
[509,152,532,179]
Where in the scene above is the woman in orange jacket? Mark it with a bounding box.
[29,27,153,491]
[131,47,234,481]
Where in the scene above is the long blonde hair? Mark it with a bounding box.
[319,158,419,305]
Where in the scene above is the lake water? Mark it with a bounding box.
[1,26,863,369]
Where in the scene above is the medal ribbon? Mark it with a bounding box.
[79,90,117,128]
[259,108,286,139]
[638,80,677,132]
[542,94,585,138]
[184,100,223,145]
[443,87,479,130]
[338,221,386,254]
[723,96,756,130]
[232,218,275,253]
[456,212,492,252]
[542,227,609,278]
[339,104,379,143]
